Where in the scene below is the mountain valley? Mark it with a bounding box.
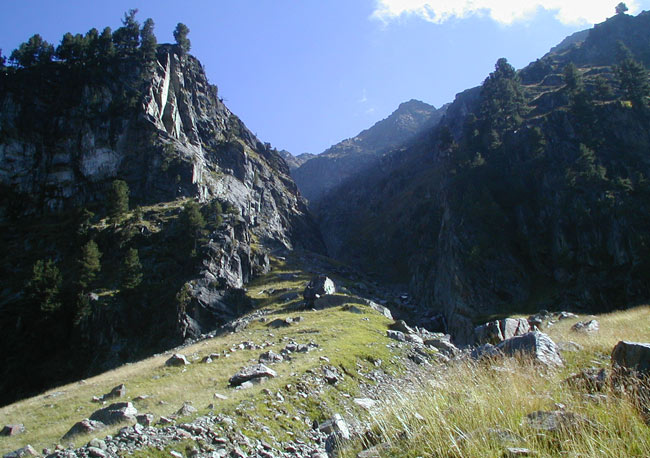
[2,6,650,458]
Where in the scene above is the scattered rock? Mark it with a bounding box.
[425,338,460,357]
[268,317,299,328]
[213,393,228,400]
[343,304,364,314]
[165,354,190,367]
[259,350,283,364]
[62,419,106,440]
[87,446,107,457]
[0,424,25,437]
[558,312,578,320]
[564,368,609,393]
[100,383,126,401]
[303,275,336,301]
[571,320,599,333]
[175,402,197,417]
[89,402,137,425]
[611,341,650,374]
[136,413,154,426]
[474,318,530,345]
[471,343,502,360]
[322,366,341,385]
[391,320,415,334]
[496,332,564,367]
[318,414,350,439]
[2,445,38,457]
[353,398,376,410]
[363,300,393,319]
[229,364,277,387]
[525,410,590,432]
[386,330,406,342]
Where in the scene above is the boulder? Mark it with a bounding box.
[229,364,277,386]
[175,402,197,417]
[563,368,609,393]
[558,312,578,320]
[62,419,107,440]
[425,338,460,357]
[303,275,336,301]
[496,332,563,367]
[101,383,126,401]
[136,413,154,426]
[474,318,530,345]
[363,299,393,319]
[386,330,406,342]
[611,341,650,374]
[2,445,38,457]
[0,424,25,436]
[258,350,283,364]
[571,320,599,333]
[391,320,415,334]
[165,353,190,366]
[89,402,137,425]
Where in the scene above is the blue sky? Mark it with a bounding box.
[2,1,649,155]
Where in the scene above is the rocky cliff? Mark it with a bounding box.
[0,42,323,405]
[292,99,447,203]
[315,11,650,343]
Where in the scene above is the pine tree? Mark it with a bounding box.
[140,18,157,62]
[121,248,143,290]
[10,34,54,67]
[182,200,206,251]
[113,9,140,56]
[27,259,62,313]
[479,58,526,136]
[78,240,102,290]
[173,23,191,54]
[615,45,650,110]
[108,179,130,220]
[98,27,115,58]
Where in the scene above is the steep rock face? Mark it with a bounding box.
[0,44,323,405]
[292,99,447,202]
[315,12,650,344]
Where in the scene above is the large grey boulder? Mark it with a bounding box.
[303,275,336,301]
[611,341,650,374]
[165,353,190,367]
[229,364,277,386]
[496,332,563,367]
[89,402,137,425]
[474,318,530,345]
[62,419,107,440]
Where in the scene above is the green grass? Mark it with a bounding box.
[342,306,650,458]
[0,253,399,455]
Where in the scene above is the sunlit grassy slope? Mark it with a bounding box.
[2,251,649,457]
[0,253,400,455]
[342,306,650,457]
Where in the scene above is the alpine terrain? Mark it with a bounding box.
[1,6,650,458]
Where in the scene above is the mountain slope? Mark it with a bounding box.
[292,99,447,202]
[315,11,650,342]
[0,35,323,405]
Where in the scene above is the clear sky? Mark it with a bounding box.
[2,1,649,155]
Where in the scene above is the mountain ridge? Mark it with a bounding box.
[291,98,447,203]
